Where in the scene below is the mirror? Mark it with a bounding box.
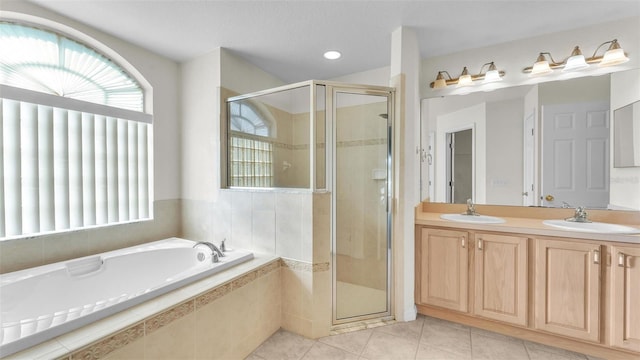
[422,69,640,210]
[614,100,640,167]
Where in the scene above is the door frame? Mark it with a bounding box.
[329,85,394,325]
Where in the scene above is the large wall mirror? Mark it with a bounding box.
[421,68,640,211]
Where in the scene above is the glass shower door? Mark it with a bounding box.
[333,89,392,323]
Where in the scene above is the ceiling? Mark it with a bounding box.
[23,0,640,83]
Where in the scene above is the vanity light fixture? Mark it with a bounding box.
[523,39,629,75]
[430,62,505,89]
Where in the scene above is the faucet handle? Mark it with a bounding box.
[220,238,226,252]
[212,252,220,263]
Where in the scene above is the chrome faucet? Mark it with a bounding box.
[465,198,478,216]
[566,206,591,223]
[193,241,225,263]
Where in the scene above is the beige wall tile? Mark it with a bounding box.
[0,236,43,274]
[275,193,304,259]
[231,191,252,250]
[144,312,196,359]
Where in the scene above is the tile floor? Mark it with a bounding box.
[247,315,604,360]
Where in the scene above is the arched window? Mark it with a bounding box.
[0,20,152,240]
[0,21,143,111]
[229,100,274,187]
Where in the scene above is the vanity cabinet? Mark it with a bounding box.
[415,227,468,312]
[610,245,640,352]
[474,233,528,326]
[534,238,602,342]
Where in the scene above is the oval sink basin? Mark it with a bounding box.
[542,220,640,234]
[440,214,505,224]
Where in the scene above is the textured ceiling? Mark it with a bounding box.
[22,0,640,83]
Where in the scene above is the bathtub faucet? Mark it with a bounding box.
[193,242,225,263]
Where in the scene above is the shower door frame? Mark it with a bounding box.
[328,84,395,326]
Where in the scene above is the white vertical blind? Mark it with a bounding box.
[0,97,152,239]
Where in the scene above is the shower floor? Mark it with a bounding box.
[336,280,387,319]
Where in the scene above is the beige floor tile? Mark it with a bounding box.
[415,343,472,360]
[471,332,529,360]
[360,331,419,360]
[470,327,524,344]
[375,317,424,342]
[318,328,374,355]
[524,341,588,360]
[252,329,315,360]
[420,320,471,359]
[302,342,359,360]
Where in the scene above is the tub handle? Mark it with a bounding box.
[66,256,104,277]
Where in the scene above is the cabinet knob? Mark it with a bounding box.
[461,236,466,248]
[477,239,483,250]
[618,252,626,267]
[593,249,600,264]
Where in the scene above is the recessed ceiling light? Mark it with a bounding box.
[323,50,341,60]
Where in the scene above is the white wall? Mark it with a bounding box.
[180,49,222,201]
[486,98,524,205]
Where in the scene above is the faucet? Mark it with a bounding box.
[193,241,225,262]
[561,201,572,209]
[465,198,478,216]
[566,206,591,223]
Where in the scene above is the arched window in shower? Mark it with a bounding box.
[229,100,274,187]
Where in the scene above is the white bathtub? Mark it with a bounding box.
[0,238,253,357]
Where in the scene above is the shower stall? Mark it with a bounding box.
[226,80,394,327]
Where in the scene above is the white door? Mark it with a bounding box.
[523,111,535,206]
[541,101,610,208]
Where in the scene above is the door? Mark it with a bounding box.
[541,102,610,208]
[416,227,468,312]
[535,238,601,342]
[332,88,393,323]
[523,111,535,206]
[474,233,528,326]
[611,246,640,352]
[446,129,473,204]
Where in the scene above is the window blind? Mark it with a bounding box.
[0,88,152,239]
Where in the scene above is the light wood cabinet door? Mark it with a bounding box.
[610,245,640,352]
[474,233,528,326]
[535,238,601,342]
[417,228,469,312]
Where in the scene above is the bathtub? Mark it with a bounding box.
[0,238,253,357]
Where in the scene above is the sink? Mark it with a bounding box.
[440,213,505,224]
[542,219,640,234]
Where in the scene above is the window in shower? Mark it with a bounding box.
[227,84,322,189]
[229,101,274,187]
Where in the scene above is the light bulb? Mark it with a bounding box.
[563,46,589,72]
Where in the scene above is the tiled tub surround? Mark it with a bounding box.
[0,238,254,357]
[5,254,281,360]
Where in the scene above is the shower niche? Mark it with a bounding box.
[226,80,395,326]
